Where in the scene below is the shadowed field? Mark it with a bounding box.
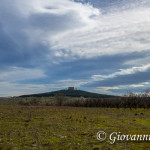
[0,106,150,149]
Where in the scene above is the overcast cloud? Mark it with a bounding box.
[0,0,150,96]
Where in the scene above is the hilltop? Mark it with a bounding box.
[20,89,116,98]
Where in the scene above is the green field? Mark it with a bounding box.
[0,106,150,150]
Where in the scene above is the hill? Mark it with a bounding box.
[20,89,116,98]
[0,97,5,99]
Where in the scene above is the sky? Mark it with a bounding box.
[0,0,150,96]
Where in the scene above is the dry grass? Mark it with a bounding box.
[0,105,150,149]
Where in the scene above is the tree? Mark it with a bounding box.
[55,93,66,106]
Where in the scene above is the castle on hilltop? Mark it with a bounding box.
[68,87,75,90]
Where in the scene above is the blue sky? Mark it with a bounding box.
[0,0,150,96]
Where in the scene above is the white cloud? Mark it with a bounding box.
[0,67,46,81]
[48,0,150,58]
[58,79,87,87]
[130,84,144,88]
[94,82,150,96]
[0,81,49,96]
[91,64,150,81]
[94,86,120,95]
[124,54,150,66]
[1,0,150,60]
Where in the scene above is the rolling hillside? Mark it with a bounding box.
[20,89,116,98]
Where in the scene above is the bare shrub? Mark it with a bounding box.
[55,93,66,106]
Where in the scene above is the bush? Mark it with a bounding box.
[55,93,66,106]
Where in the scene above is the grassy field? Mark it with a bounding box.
[0,106,150,150]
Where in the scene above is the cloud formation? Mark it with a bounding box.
[1,0,150,60]
[91,64,150,81]
[86,65,150,91]
[0,0,150,96]
[0,67,46,82]
[49,0,150,58]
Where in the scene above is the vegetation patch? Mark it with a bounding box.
[0,106,150,149]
